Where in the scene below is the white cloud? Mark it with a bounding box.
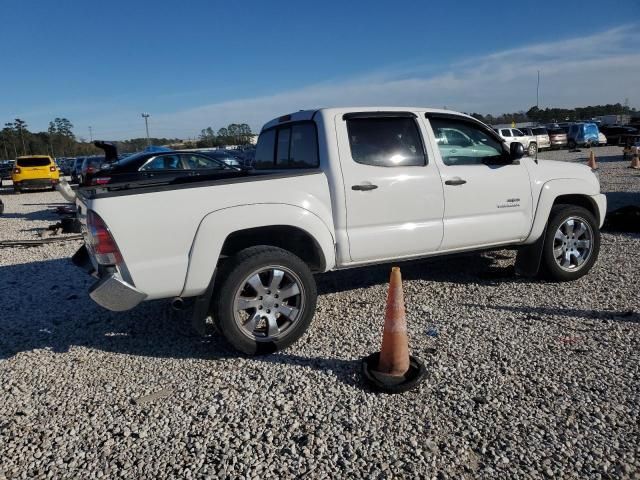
[139,26,640,137]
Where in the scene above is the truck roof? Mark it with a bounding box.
[261,107,478,131]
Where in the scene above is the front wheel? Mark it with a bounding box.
[211,246,317,355]
[541,205,600,281]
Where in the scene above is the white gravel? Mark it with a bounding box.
[1,149,639,479]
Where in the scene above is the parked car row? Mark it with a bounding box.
[492,121,635,153]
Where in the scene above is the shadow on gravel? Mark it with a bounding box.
[0,209,62,221]
[0,257,366,387]
[603,191,640,213]
[582,154,623,164]
[0,252,522,382]
[464,303,638,327]
[316,252,533,295]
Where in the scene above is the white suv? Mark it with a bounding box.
[497,128,538,156]
[520,127,551,151]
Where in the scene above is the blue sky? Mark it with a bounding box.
[1,0,639,139]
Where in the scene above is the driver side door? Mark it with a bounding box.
[425,115,533,251]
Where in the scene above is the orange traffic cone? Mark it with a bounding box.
[587,150,597,170]
[361,267,426,393]
[377,267,410,376]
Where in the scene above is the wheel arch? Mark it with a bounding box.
[220,225,327,273]
[180,203,336,297]
[524,178,602,244]
[552,194,600,224]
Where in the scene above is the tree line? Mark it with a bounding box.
[0,118,254,160]
[1,118,101,159]
[468,103,637,126]
[196,123,253,148]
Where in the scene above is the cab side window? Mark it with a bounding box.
[500,129,511,137]
[430,118,504,166]
[346,116,426,167]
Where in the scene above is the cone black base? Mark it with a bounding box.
[361,352,426,394]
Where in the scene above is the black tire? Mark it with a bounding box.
[211,246,317,355]
[540,205,600,281]
[13,186,20,194]
[568,140,577,149]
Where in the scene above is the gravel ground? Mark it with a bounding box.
[1,147,639,479]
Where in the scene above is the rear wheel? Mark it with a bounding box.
[541,205,600,281]
[527,142,538,156]
[211,246,317,355]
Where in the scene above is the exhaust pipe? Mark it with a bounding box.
[171,297,185,311]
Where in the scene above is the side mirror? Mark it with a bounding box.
[510,142,524,160]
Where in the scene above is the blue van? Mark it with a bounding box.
[567,122,600,148]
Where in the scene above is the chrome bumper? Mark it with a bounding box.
[89,272,147,312]
[73,245,147,312]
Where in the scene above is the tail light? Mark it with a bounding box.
[50,166,56,172]
[86,210,123,266]
[91,177,111,185]
[13,167,21,174]
[87,167,96,174]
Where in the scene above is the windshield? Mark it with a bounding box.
[17,157,51,167]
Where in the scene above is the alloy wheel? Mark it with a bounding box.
[232,265,305,342]
[553,216,593,271]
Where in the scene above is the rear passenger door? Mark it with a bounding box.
[425,115,533,250]
[335,112,444,263]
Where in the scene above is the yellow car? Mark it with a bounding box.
[11,155,60,192]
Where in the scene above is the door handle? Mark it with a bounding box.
[445,178,467,186]
[351,184,378,191]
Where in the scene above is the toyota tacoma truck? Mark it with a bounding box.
[72,107,606,354]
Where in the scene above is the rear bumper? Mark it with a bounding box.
[72,245,147,311]
[14,178,59,188]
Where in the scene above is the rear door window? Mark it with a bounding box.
[346,116,426,167]
[182,154,225,170]
[17,157,51,167]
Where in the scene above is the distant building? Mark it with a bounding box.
[593,114,631,126]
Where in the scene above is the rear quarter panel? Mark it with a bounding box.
[87,173,335,300]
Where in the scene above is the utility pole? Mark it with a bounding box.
[89,126,93,142]
[141,113,150,146]
[536,70,540,110]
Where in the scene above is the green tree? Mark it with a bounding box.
[14,118,28,155]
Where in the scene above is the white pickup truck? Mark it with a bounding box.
[72,107,606,354]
